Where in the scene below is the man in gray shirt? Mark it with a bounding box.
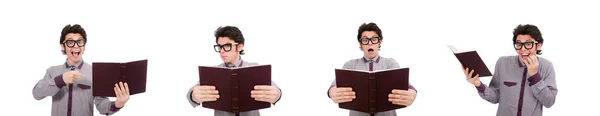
[464,24,557,116]
[32,24,131,116]
[328,23,417,116]
[187,26,282,116]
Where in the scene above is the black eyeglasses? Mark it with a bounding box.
[359,37,381,45]
[63,39,86,48]
[514,41,538,50]
[214,43,238,52]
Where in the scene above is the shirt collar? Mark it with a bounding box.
[362,55,381,63]
[516,56,524,67]
[64,59,84,69]
[224,57,244,68]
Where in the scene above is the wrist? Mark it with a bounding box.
[61,75,68,83]
[192,96,201,104]
[529,72,538,76]
[473,81,481,87]
[115,102,124,108]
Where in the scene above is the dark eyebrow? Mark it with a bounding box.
[217,43,234,46]
[361,36,379,38]
[516,40,535,43]
[66,38,84,41]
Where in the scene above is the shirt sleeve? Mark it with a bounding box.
[476,58,502,104]
[187,82,201,107]
[32,67,64,100]
[527,61,557,108]
[94,96,120,115]
[271,82,282,105]
[328,60,356,98]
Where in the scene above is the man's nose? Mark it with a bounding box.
[219,49,226,54]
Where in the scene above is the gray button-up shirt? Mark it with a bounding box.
[329,55,416,116]
[32,60,121,116]
[187,59,281,116]
[476,56,557,116]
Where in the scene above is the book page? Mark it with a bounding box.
[335,67,408,73]
[447,44,475,53]
[199,64,271,69]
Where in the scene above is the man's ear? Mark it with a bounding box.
[81,46,85,54]
[237,43,244,51]
[537,43,543,50]
[60,44,66,55]
[359,43,363,51]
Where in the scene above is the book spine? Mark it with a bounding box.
[368,74,377,114]
[120,63,126,85]
[231,69,240,113]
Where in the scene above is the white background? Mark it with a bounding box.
[1,0,598,115]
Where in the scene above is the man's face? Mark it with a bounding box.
[61,33,86,63]
[216,37,243,63]
[359,31,381,59]
[514,34,542,61]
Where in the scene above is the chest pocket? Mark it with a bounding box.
[77,84,91,89]
[75,77,92,89]
[503,81,517,87]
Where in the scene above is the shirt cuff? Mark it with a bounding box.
[527,73,542,86]
[327,85,335,98]
[273,88,282,105]
[190,91,200,105]
[110,102,122,112]
[409,84,417,93]
[475,82,486,93]
[54,75,66,88]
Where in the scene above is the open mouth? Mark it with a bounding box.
[71,50,81,56]
[368,48,374,52]
[520,53,529,59]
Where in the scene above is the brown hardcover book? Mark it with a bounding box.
[335,68,409,114]
[92,59,148,97]
[448,45,492,77]
[198,65,271,113]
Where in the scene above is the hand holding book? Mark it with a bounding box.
[114,82,130,108]
[192,85,220,104]
[388,89,416,106]
[463,67,482,87]
[329,86,356,103]
[251,85,281,104]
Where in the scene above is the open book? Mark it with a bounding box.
[335,68,409,114]
[198,64,271,113]
[448,45,492,77]
[92,59,148,97]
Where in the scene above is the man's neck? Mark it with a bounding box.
[365,55,379,60]
[67,59,80,65]
[228,56,241,66]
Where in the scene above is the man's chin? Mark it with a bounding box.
[364,53,376,59]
